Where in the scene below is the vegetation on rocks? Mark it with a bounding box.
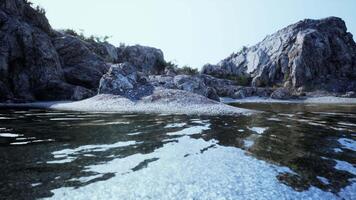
[164,61,198,75]
[63,29,111,43]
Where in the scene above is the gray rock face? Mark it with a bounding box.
[148,75,219,101]
[341,91,356,98]
[0,0,63,101]
[98,63,153,100]
[0,0,167,102]
[0,0,104,101]
[202,17,356,93]
[117,45,166,75]
[100,64,220,101]
[270,88,293,100]
[1,1,354,103]
[53,33,109,90]
[87,42,119,63]
[173,75,220,101]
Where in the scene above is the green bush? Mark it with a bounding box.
[164,61,178,70]
[162,61,198,75]
[179,65,198,75]
[24,0,33,6]
[63,29,111,44]
[35,5,46,15]
[25,1,46,15]
[225,75,251,86]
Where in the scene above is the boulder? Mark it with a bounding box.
[86,41,119,63]
[33,81,95,101]
[98,63,153,100]
[341,91,356,98]
[173,75,219,101]
[53,33,109,90]
[117,45,166,75]
[270,88,293,100]
[149,75,176,89]
[148,75,219,101]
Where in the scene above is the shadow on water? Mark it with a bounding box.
[0,103,355,199]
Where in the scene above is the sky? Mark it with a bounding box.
[31,0,356,69]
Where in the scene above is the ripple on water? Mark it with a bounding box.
[338,138,356,151]
[0,105,355,200]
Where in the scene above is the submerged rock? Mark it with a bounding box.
[202,17,356,94]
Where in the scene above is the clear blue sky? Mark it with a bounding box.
[31,0,356,69]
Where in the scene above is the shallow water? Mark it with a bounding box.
[0,104,355,200]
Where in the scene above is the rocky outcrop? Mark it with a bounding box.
[53,33,109,90]
[0,0,355,103]
[270,88,293,100]
[0,0,102,101]
[98,63,153,100]
[99,64,219,101]
[149,75,220,101]
[87,42,119,63]
[0,0,64,101]
[117,45,166,75]
[202,17,356,94]
[94,64,254,115]
[0,0,168,102]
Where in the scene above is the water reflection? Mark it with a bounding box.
[0,104,355,199]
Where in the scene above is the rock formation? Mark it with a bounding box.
[202,17,356,95]
[0,0,166,102]
[0,0,355,104]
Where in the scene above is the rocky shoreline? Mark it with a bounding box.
[0,0,355,115]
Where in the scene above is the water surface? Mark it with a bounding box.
[0,103,355,199]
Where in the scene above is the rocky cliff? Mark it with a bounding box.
[0,0,165,102]
[202,17,356,95]
[1,0,355,103]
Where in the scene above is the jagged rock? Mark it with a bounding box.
[341,91,356,98]
[0,1,355,104]
[0,0,52,34]
[173,75,219,101]
[117,45,166,75]
[198,74,238,97]
[148,75,219,101]
[232,87,274,99]
[270,88,293,100]
[53,33,109,90]
[86,41,118,63]
[0,0,110,102]
[33,81,95,101]
[0,0,170,103]
[0,80,13,101]
[98,63,153,100]
[0,0,63,101]
[149,75,176,89]
[202,17,356,93]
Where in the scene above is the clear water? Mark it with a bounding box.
[0,104,355,200]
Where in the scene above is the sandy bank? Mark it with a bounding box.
[0,91,255,116]
[221,96,356,104]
